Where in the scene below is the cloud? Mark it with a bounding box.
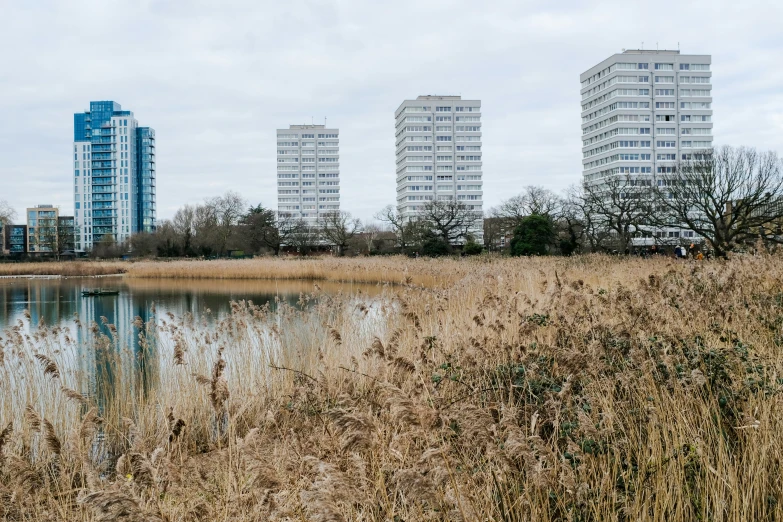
[0,0,781,222]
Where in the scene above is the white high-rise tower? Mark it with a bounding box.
[580,50,712,209]
[394,96,483,239]
[276,124,340,224]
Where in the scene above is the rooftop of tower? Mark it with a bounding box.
[622,49,680,55]
[417,95,462,100]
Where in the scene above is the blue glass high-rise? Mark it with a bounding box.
[72,101,156,251]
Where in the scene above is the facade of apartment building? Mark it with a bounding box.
[23,205,75,254]
[580,50,712,242]
[26,205,59,253]
[394,95,484,240]
[276,124,340,225]
[1,224,27,254]
[73,101,156,252]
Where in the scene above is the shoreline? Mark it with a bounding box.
[0,273,125,280]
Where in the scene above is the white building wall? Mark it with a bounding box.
[580,50,713,242]
[394,95,484,240]
[73,140,91,251]
[276,125,340,225]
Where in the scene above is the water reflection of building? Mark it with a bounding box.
[76,289,158,408]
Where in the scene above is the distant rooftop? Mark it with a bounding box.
[289,124,326,129]
[417,95,461,100]
[622,49,680,55]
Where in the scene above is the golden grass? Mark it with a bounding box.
[0,257,457,287]
[123,276,387,297]
[122,257,455,287]
[0,261,126,277]
[1,254,783,520]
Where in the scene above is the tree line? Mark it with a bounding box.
[120,195,485,258]
[485,146,783,257]
[2,145,782,259]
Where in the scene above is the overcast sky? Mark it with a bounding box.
[1,0,781,223]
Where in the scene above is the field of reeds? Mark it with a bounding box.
[0,261,127,278]
[0,257,453,287]
[2,254,783,521]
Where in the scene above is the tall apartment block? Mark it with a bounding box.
[394,96,483,237]
[276,125,340,223]
[580,50,712,189]
[73,101,156,251]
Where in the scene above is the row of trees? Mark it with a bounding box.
[3,145,781,259]
[125,194,483,258]
[484,146,783,257]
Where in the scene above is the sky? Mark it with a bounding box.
[0,0,781,224]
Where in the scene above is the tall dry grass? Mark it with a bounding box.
[1,254,782,521]
[122,257,455,287]
[0,257,459,286]
[0,261,126,277]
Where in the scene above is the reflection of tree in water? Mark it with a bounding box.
[0,279,79,328]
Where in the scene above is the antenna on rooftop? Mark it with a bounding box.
[641,41,644,50]
[656,42,659,51]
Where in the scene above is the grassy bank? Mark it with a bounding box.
[1,255,782,520]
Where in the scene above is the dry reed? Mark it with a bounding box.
[1,254,782,520]
[0,256,462,287]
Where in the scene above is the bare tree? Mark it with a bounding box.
[284,217,320,255]
[557,187,588,255]
[0,200,15,227]
[582,175,654,252]
[482,207,507,252]
[172,204,196,254]
[55,217,75,258]
[375,205,412,250]
[319,211,361,256]
[499,186,563,224]
[192,203,219,255]
[361,223,382,254]
[208,191,247,255]
[420,200,481,247]
[32,214,59,255]
[653,146,783,257]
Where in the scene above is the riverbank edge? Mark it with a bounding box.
[0,273,125,280]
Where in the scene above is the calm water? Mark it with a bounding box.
[0,276,381,331]
[0,277,382,407]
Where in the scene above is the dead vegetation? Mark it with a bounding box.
[1,254,782,520]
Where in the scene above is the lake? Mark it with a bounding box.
[0,276,383,330]
[0,276,385,412]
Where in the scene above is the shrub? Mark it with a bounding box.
[510,214,554,256]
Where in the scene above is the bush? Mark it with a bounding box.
[510,214,554,256]
[420,236,450,257]
[463,240,483,256]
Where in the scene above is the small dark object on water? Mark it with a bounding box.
[81,289,120,297]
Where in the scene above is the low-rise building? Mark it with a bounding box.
[27,205,59,253]
[3,224,28,254]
